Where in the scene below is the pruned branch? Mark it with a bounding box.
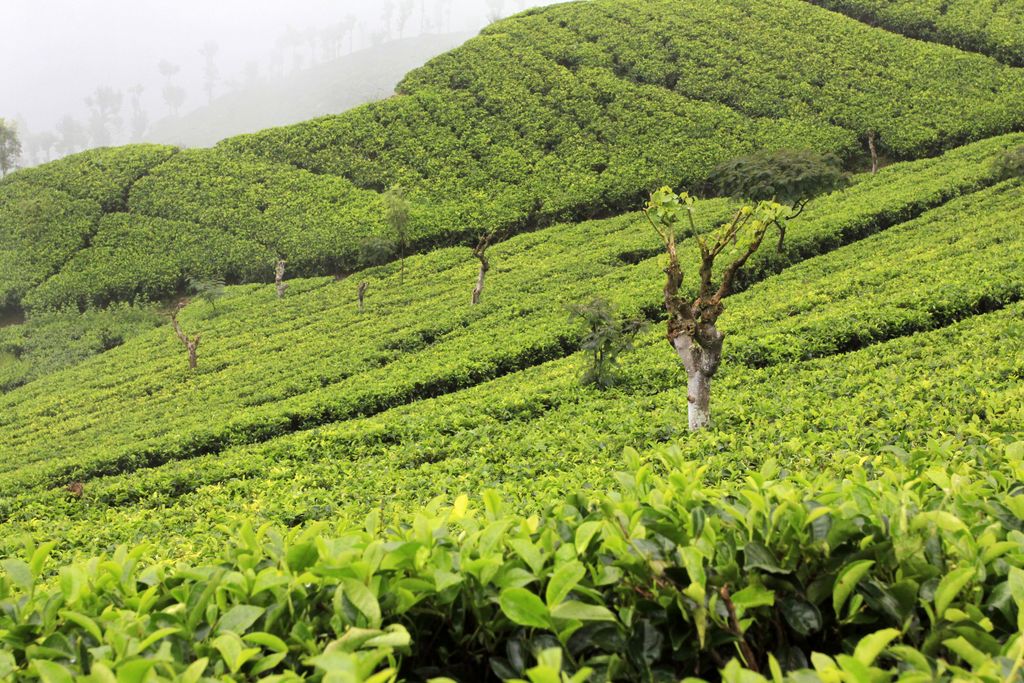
[720,585,760,674]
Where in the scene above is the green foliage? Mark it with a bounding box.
[567,298,646,388]
[0,303,162,392]
[805,0,1024,67]
[3,435,1024,680]
[6,0,1024,313]
[707,149,848,208]
[994,146,1024,181]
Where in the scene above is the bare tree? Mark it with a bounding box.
[645,189,788,431]
[867,131,879,174]
[470,229,506,305]
[357,281,369,311]
[275,259,288,299]
[170,303,200,370]
[200,41,220,104]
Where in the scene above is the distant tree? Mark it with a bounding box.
[33,131,57,164]
[398,0,416,37]
[994,146,1024,180]
[85,86,123,147]
[382,2,397,39]
[243,61,261,86]
[162,85,187,117]
[384,186,411,284]
[866,130,880,174]
[707,148,847,219]
[275,259,288,299]
[0,118,22,177]
[568,298,646,389]
[357,281,369,311]
[55,116,87,157]
[158,61,186,116]
[470,228,507,305]
[437,0,454,32]
[200,41,220,104]
[128,84,148,141]
[486,0,507,21]
[170,303,201,371]
[187,275,225,312]
[157,60,180,81]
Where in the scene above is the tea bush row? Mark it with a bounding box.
[0,138,1020,499]
[3,429,1023,680]
[804,0,1024,67]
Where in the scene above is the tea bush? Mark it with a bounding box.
[805,0,1024,67]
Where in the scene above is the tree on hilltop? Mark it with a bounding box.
[0,118,22,177]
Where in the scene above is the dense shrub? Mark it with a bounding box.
[804,0,1024,67]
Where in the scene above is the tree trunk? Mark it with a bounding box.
[275,259,287,299]
[472,255,488,305]
[187,343,198,370]
[357,281,368,311]
[670,324,723,432]
[868,131,879,175]
[686,370,712,431]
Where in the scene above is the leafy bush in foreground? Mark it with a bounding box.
[2,437,1023,681]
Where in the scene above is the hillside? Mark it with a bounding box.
[2,132,1024,677]
[3,0,1024,680]
[143,33,473,149]
[3,0,1024,320]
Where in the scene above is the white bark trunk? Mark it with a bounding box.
[687,371,712,431]
[671,327,723,432]
[472,263,486,305]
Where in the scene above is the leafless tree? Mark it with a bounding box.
[170,303,201,370]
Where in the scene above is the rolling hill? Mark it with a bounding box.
[1,0,1024,681]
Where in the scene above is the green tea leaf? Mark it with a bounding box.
[546,560,586,607]
[833,560,874,616]
[499,588,550,629]
[935,567,976,617]
[217,604,265,634]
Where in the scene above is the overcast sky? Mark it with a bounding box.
[2,0,562,136]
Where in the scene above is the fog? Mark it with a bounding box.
[2,0,564,164]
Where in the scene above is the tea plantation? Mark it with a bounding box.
[2,0,1024,681]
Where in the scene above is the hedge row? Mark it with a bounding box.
[803,0,1024,67]
[0,136,1020,507]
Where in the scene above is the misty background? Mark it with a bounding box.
[2,0,562,166]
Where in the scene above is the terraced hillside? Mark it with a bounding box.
[1,133,1023,679]
[3,1,1024,680]
[3,0,1024,320]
